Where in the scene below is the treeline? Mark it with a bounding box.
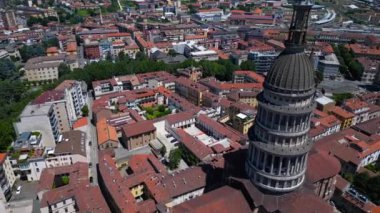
[59,55,254,88]
[333,44,364,81]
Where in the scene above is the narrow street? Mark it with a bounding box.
[87,93,99,186]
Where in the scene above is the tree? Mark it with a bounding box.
[168,49,177,57]
[61,175,70,185]
[168,149,181,170]
[106,52,113,61]
[19,44,45,62]
[0,59,16,80]
[240,60,256,71]
[349,60,364,80]
[43,37,59,49]
[58,64,71,77]
[158,105,166,112]
[81,105,89,117]
[118,51,126,61]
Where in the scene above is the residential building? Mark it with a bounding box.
[232,70,265,83]
[356,57,380,83]
[45,130,87,168]
[9,149,47,181]
[343,98,370,125]
[310,110,341,141]
[194,8,223,22]
[38,162,110,213]
[346,43,380,59]
[54,80,86,122]
[24,54,78,82]
[32,90,71,132]
[306,150,341,201]
[315,96,336,113]
[175,77,208,106]
[329,106,355,130]
[121,120,156,150]
[0,153,16,202]
[97,119,119,150]
[1,10,17,30]
[84,40,101,59]
[15,104,61,147]
[176,67,203,82]
[247,51,279,73]
[226,90,260,107]
[315,124,380,173]
[317,53,341,79]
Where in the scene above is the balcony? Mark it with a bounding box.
[19,163,30,171]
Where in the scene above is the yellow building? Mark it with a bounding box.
[328,106,355,130]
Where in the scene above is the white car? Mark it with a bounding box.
[16,186,21,194]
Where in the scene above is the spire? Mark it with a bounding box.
[285,0,314,53]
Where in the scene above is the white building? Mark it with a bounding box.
[194,8,223,22]
[55,80,86,122]
[15,104,60,148]
[248,51,279,73]
[0,154,16,202]
[317,53,340,79]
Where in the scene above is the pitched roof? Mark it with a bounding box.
[0,153,7,164]
[122,120,156,138]
[96,119,118,145]
[307,150,341,183]
[172,185,252,213]
[72,117,88,129]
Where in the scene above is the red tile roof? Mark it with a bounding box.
[307,151,341,183]
[234,70,265,83]
[122,120,156,138]
[32,90,65,104]
[175,129,212,160]
[72,117,88,129]
[0,153,6,164]
[344,98,369,112]
[40,183,110,213]
[172,185,252,213]
[96,118,119,145]
[166,111,194,125]
[329,106,355,119]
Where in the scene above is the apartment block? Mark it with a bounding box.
[0,153,16,202]
[24,54,78,82]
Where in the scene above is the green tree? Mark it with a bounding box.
[118,51,126,61]
[349,60,364,80]
[240,60,256,71]
[0,59,16,80]
[58,63,71,77]
[168,149,181,170]
[158,105,166,112]
[61,175,70,185]
[19,44,45,62]
[81,105,89,117]
[43,37,59,49]
[332,93,353,105]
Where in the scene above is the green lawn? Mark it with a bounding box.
[144,105,171,120]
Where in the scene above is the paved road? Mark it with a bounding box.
[87,93,99,186]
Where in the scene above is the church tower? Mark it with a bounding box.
[245,0,316,193]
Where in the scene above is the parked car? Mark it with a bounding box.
[16,186,22,194]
